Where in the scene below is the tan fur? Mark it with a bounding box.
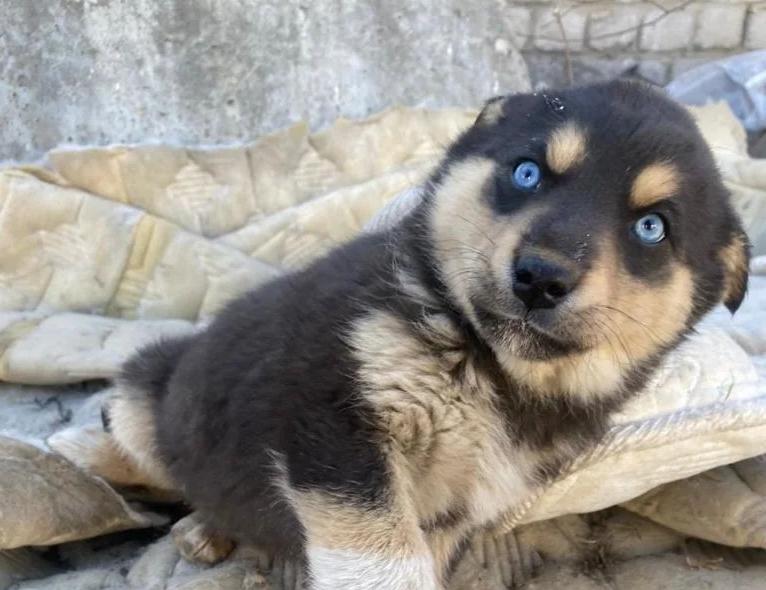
[429,157,548,318]
[287,487,421,556]
[429,157,496,315]
[630,162,679,208]
[546,123,587,175]
[48,426,154,488]
[89,436,150,487]
[500,240,694,399]
[274,455,443,588]
[720,233,749,305]
[107,387,176,490]
[350,311,536,546]
[282,480,441,588]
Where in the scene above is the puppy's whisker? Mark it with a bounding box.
[589,313,634,367]
[592,304,664,349]
[454,214,498,247]
[436,244,492,264]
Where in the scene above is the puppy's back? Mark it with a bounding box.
[118,232,396,553]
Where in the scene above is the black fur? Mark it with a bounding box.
[118,80,748,563]
[125,234,403,554]
[121,336,193,399]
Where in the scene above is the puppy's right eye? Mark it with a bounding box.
[512,160,541,192]
[634,213,666,244]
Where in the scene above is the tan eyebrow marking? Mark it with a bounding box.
[630,162,680,208]
[546,123,586,174]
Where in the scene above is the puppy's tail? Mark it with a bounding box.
[105,335,193,490]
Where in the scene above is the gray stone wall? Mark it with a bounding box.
[520,0,766,88]
[0,1,531,163]
[1,0,764,163]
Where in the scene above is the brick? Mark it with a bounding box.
[533,6,588,51]
[694,4,747,49]
[524,53,641,89]
[640,9,695,51]
[745,6,766,49]
[523,53,570,90]
[496,7,533,50]
[588,5,648,51]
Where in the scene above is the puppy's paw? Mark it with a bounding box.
[172,513,236,565]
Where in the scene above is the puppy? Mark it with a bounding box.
[108,80,749,589]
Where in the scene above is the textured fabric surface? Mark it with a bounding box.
[0,436,166,551]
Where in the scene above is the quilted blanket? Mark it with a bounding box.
[2,102,766,589]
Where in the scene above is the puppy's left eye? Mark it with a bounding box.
[512,160,541,191]
[634,213,666,244]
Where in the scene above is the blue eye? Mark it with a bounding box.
[512,160,541,191]
[634,213,666,244]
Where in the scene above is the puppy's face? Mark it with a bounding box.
[427,81,749,397]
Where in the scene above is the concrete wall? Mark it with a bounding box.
[1,1,764,163]
[0,1,531,163]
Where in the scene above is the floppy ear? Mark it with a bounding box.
[720,228,751,314]
[474,95,507,126]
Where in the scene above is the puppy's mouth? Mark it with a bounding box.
[472,304,589,360]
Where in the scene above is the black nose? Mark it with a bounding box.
[512,255,578,310]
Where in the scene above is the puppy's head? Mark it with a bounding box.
[425,81,750,398]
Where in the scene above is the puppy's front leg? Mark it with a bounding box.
[292,489,441,590]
